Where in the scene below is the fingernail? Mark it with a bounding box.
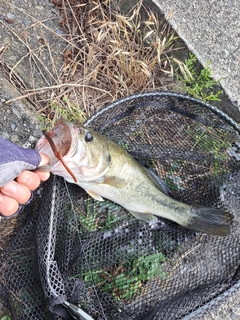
[24,191,33,205]
[0,205,23,219]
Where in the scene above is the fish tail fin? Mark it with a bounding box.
[186,205,233,236]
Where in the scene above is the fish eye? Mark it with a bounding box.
[85,131,93,142]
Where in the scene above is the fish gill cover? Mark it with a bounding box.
[0,92,240,319]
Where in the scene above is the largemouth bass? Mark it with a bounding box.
[36,120,232,236]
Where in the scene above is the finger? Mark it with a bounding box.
[1,181,31,204]
[39,152,50,166]
[37,152,50,181]
[0,192,19,217]
[35,170,50,181]
[16,171,41,190]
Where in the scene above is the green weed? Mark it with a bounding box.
[75,198,99,232]
[76,198,129,233]
[82,252,168,301]
[165,160,182,191]
[37,97,86,130]
[1,316,11,320]
[173,53,223,101]
[121,141,130,150]
[187,125,231,176]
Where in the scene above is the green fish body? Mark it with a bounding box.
[36,120,232,236]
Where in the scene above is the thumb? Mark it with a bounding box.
[39,153,50,166]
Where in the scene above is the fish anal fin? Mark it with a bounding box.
[129,211,158,223]
[86,190,104,201]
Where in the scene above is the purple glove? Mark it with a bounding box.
[0,138,41,187]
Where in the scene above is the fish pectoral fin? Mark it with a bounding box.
[129,211,158,223]
[103,176,126,188]
[86,190,104,201]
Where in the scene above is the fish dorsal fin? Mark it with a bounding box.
[86,190,104,201]
[144,167,170,195]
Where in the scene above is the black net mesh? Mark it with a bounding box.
[0,91,240,319]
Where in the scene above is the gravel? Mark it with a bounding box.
[0,76,42,147]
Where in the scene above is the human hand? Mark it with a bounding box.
[0,138,50,217]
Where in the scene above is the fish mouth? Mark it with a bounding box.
[36,119,81,182]
[50,119,73,157]
[36,119,75,162]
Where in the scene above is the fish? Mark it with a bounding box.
[36,119,232,236]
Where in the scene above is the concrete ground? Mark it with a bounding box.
[152,0,240,119]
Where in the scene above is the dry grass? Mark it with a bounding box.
[0,216,18,250]
[4,0,183,125]
[46,0,179,120]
